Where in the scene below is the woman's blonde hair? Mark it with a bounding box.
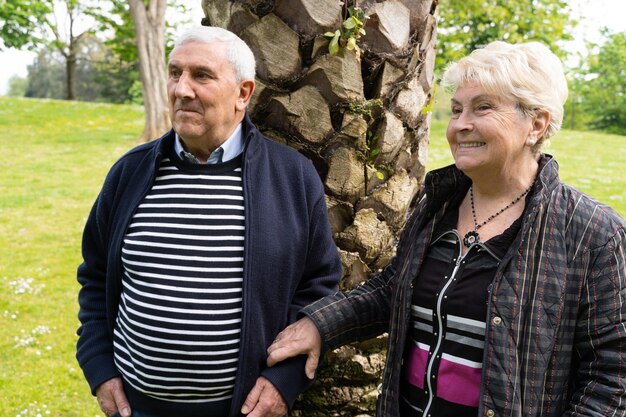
[442,41,568,145]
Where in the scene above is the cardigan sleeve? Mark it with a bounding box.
[75,187,121,395]
[565,226,626,416]
[260,166,343,409]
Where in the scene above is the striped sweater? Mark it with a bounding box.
[114,155,244,408]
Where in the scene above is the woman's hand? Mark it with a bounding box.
[266,317,322,379]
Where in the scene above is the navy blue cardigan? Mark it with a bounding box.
[76,115,342,416]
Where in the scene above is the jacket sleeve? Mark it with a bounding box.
[300,190,427,352]
[75,183,121,395]
[302,256,396,352]
[565,226,626,416]
[261,171,343,409]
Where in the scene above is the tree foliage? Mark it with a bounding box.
[437,0,575,71]
[99,0,190,62]
[6,75,29,97]
[0,0,51,49]
[571,30,626,135]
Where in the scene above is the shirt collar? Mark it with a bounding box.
[174,123,244,164]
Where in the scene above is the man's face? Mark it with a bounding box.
[167,41,245,148]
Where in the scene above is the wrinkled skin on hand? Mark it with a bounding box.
[266,317,322,380]
[96,377,131,417]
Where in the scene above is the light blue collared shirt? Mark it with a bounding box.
[175,123,244,164]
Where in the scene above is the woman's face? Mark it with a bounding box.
[446,84,535,176]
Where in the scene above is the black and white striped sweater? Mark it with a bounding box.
[114,154,244,408]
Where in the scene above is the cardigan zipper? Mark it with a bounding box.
[228,130,253,417]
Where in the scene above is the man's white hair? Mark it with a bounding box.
[171,26,256,82]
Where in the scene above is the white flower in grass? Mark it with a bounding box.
[3,310,19,319]
[7,277,44,295]
[14,334,36,347]
[14,326,51,349]
[32,325,50,336]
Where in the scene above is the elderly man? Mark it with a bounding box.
[76,26,341,417]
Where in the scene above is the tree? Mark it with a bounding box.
[6,75,28,97]
[24,48,66,98]
[202,0,437,414]
[0,0,102,100]
[20,35,138,103]
[574,30,626,135]
[437,0,575,71]
[127,0,171,142]
[46,0,97,100]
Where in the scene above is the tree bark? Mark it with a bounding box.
[47,0,83,100]
[128,0,170,142]
[65,49,77,100]
[202,0,438,414]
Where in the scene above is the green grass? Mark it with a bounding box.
[0,97,143,417]
[0,97,623,417]
[427,119,626,216]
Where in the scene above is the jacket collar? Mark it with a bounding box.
[423,154,560,221]
[424,154,559,207]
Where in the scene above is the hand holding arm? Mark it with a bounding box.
[266,317,322,380]
[241,376,288,417]
[95,377,131,417]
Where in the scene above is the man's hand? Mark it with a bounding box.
[240,376,288,417]
[266,317,322,379]
[95,377,131,417]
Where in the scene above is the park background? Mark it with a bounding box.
[0,0,624,416]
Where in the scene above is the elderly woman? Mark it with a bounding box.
[266,41,626,417]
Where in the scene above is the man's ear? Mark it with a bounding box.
[236,80,256,112]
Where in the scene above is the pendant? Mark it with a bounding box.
[463,230,480,247]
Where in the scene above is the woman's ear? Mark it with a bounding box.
[236,80,256,112]
[528,109,550,145]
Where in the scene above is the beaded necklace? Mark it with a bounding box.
[462,184,533,248]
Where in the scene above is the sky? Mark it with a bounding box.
[0,1,204,95]
[0,0,624,95]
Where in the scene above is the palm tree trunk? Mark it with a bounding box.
[202,0,438,413]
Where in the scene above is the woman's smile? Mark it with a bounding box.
[458,141,486,148]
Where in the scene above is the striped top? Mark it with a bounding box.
[401,204,520,417]
[113,154,245,405]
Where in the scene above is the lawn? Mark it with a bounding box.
[0,97,143,417]
[0,97,623,417]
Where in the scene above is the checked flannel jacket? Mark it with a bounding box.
[303,155,626,417]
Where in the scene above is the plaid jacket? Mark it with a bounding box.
[303,155,626,417]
